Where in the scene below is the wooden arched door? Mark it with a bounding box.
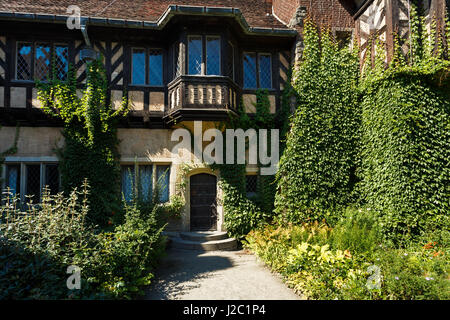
[190,173,217,231]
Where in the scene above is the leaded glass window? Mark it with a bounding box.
[5,165,20,196]
[244,52,272,89]
[246,175,258,198]
[259,54,272,89]
[55,45,69,81]
[174,42,181,78]
[35,43,51,81]
[26,164,41,203]
[16,42,32,80]
[132,48,146,85]
[44,164,60,195]
[228,42,235,81]
[149,50,163,86]
[206,37,220,75]
[138,165,153,202]
[156,165,170,203]
[243,53,257,88]
[188,36,202,75]
[121,165,135,202]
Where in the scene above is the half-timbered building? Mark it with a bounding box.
[0,0,447,232]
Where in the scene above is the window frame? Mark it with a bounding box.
[242,51,273,89]
[205,35,221,76]
[243,51,258,89]
[2,161,60,203]
[120,163,171,204]
[15,41,33,81]
[245,174,258,198]
[130,47,164,87]
[187,35,204,75]
[228,41,236,82]
[15,41,69,82]
[258,53,272,89]
[187,35,222,76]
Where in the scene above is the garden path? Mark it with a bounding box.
[144,248,303,300]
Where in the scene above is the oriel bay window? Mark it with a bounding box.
[131,48,163,86]
[121,164,170,203]
[16,42,68,81]
[243,52,272,89]
[3,163,60,202]
[188,35,221,76]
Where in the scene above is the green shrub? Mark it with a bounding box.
[93,203,166,298]
[245,218,449,300]
[275,21,361,224]
[0,182,166,299]
[328,207,380,256]
[219,164,269,240]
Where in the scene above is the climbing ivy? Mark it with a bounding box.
[359,2,450,242]
[37,60,129,226]
[213,88,291,239]
[274,20,361,225]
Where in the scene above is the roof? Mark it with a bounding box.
[0,0,288,29]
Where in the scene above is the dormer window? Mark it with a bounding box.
[188,35,221,76]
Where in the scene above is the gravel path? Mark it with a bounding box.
[144,248,303,300]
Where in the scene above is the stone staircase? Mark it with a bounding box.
[163,231,238,251]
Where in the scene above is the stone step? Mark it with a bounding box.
[170,237,238,251]
[179,231,228,242]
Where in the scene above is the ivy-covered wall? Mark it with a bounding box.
[359,4,450,242]
[274,21,361,225]
[37,60,129,226]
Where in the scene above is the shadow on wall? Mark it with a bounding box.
[144,249,233,300]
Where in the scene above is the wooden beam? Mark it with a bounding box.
[385,0,395,63]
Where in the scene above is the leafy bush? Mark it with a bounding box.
[219,164,269,240]
[0,182,166,299]
[275,21,361,224]
[245,212,450,300]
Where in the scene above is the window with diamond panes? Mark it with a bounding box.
[17,43,32,80]
[26,164,41,203]
[173,42,181,79]
[121,165,135,202]
[44,164,59,195]
[156,165,170,203]
[227,42,235,81]
[35,43,51,81]
[149,50,163,86]
[206,37,220,75]
[138,165,153,202]
[259,54,272,89]
[132,49,146,85]
[246,175,258,198]
[5,165,20,196]
[243,53,257,88]
[188,36,203,75]
[55,45,69,80]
